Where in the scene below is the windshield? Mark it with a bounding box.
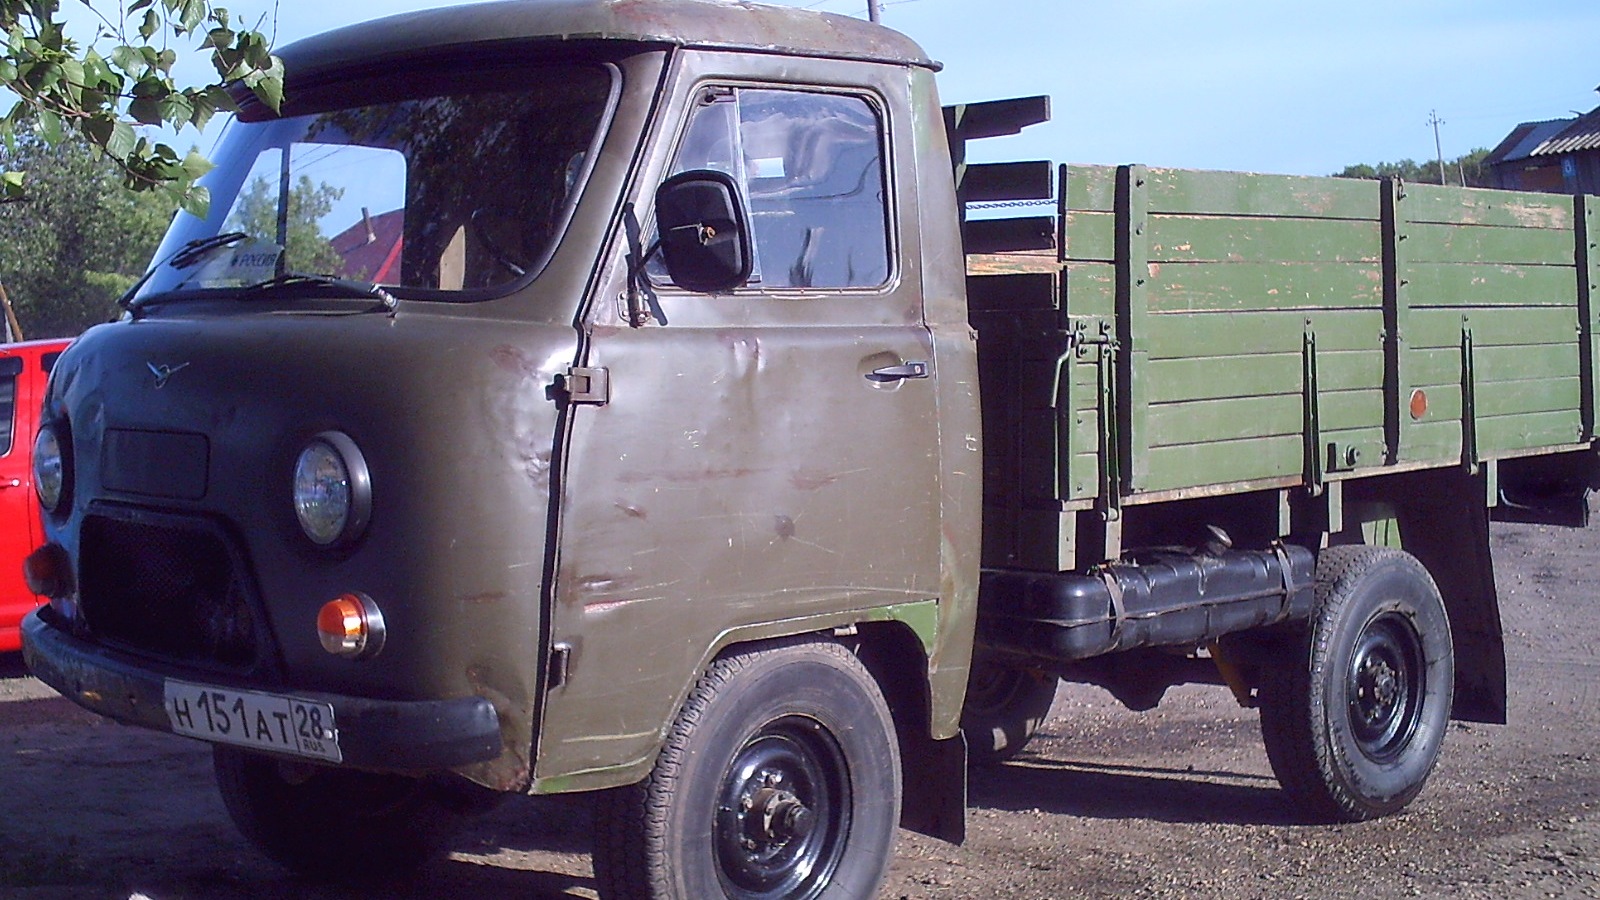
[137,63,614,302]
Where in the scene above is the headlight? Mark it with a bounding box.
[34,425,65,513]
[292,432,371,547]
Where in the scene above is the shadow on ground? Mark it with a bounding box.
[967,755,1305,827]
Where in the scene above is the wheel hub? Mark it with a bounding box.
[747,785,815,844]
[714,719,849,898]
[1357,655,1400,722]
[1346,612,1427,762]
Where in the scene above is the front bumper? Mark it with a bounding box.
[21,608,503,770]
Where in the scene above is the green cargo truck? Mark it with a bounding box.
[18,1,1598,897]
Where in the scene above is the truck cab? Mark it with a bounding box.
[24,2,974,895]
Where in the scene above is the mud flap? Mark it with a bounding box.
[1392,469,1508,724]
[900,733,967,844]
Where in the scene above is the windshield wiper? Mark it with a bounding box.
[120,231,251,311]
[240,272,398,312]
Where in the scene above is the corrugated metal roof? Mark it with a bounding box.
[1484,118,1573,166]
[1532,107,1600,156]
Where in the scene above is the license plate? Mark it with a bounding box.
[163,680,342,763]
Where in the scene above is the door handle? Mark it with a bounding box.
[0,479,19,489]
[866,361,929,383]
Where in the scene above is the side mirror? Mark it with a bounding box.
[653,169,753,293]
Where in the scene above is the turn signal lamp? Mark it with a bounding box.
[317,593,385,659]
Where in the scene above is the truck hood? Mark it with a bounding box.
[42,307,576,789]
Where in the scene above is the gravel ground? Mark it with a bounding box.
[1,516,1596,898]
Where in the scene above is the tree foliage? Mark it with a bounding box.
[224,172,344,274]
[1333,148,1493,188]
[0,0,282,215]
[0,129,174,337]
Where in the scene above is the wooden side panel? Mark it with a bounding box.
[1061,165,1392,494]
[1397,181,1584,461]
[975,162,1589,553]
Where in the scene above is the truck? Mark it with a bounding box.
[0,338,70,652]
[19,1,1599,897]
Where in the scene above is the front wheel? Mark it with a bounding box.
[213,746,473,880]
[1260,545,1454,822]
[592,639,900,899]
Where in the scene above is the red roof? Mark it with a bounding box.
[329,208,404,283]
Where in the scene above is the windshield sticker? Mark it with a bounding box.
[190,240,283,288]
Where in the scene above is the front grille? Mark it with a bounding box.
[79,511,261,670]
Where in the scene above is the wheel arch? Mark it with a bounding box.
[708,620,967,845]
[853,620,967,844]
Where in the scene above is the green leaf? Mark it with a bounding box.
[58,57,84,103]
[82,112,114,146]
[178,0,205,34]
[138,8,159,41]
[177,183,209,218]
[109,44,140,73]
[1,170,24,199]
[31,60,63,91]
[158,91,191,124]
[128,95,161,125]
[203,83,238,113]
[244,63,281,111]
[128,0,156,14]
[37,108,61,143]
[179,148,212,180]
[106,122,137,160]
[81,49,114,88]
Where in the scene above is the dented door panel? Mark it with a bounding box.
[536,51,944,787]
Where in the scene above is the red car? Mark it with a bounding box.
[0,338,71,652]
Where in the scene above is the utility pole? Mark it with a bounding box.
[867,0,882,22]
[1427,109,1448,186]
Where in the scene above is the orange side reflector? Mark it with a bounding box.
[317,594,367,656]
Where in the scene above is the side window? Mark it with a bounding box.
[0,370,15,457]
[663,87,890,290]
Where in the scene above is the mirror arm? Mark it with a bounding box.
[622,204,669,328]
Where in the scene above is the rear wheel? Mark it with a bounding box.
[592,639,900,899]
[959,659,1058,765]
[213,746,472,880]
[1260,545,1454,821]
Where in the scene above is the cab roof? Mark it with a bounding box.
[278,0,938,80]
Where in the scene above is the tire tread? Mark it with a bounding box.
[592,638,896,899]
[1260,545,1451,823]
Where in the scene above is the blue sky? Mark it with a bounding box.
[78,0,1600,177]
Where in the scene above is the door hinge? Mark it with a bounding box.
[558,366,610,407]
[548,643,573,689]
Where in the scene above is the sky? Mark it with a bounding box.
[65,0,1600,177]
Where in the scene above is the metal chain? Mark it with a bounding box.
[964,198,1056,210]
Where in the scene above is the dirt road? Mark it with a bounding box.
[2,517,1597,899]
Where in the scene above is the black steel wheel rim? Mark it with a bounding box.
[714,715,850,899]
[1346,611,1426,761]
[966,661,1024,714]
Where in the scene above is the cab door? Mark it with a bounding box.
[0,347,44,648]
[536,60,942,780]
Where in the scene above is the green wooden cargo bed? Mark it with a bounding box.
[966,162,1597,570]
